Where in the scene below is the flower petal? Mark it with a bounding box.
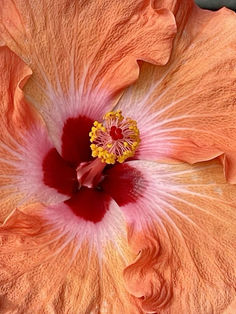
[15,126,73,205]
[119,159,236,312]
[0,0,176,152]
[0,47,70,223]
[117,3,236,182]
[0,46,41,222]
[0,202,141,312]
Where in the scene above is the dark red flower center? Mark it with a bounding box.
[42,115,146,223]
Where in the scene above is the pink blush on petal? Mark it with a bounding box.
[15,126,69,205]
[27,114,147,224]
[101,162,153,228]
[101,163,147,206]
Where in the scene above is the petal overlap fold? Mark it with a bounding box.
[0,47,42,222]
[117,3,236,182]
[0,0,236,312]
[121,159,236,313]
[0,0,176,152]
[0,202,143,313]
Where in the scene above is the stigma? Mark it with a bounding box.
[89,110,140,164]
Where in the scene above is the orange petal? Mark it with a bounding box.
[0,202,142,312]
[0,46,41,222]
[0,46,36,141]
[116,4,236,182]
[122,159,236,312]
[0,0,176,150]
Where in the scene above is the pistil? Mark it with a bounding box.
[77,110,140,189]
[89,110,140,164]
[76,158,106,188]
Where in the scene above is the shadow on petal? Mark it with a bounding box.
[124,225,173,312]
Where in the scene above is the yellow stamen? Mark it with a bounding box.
[89,110,140,164]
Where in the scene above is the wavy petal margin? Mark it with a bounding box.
[0,0,176,151]
[1,159,235,312]
[121,159,236,312]
[117,1,236,182]
[0,47,43,222]
[0,201,144,312]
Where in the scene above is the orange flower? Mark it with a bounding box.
[0,0,236,313]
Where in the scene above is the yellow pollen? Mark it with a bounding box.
[89,110,140,164]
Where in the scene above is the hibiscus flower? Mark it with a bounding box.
[0,0,236,313]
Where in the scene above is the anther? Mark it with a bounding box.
[89,110,140,164]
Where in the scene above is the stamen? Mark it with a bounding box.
[89,110,140,164]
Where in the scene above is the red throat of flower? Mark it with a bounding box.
[76,110,140,188]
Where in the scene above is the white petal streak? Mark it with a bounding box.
[0,125,67,209]
[43,199,127,256]
[123,159,236,236]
